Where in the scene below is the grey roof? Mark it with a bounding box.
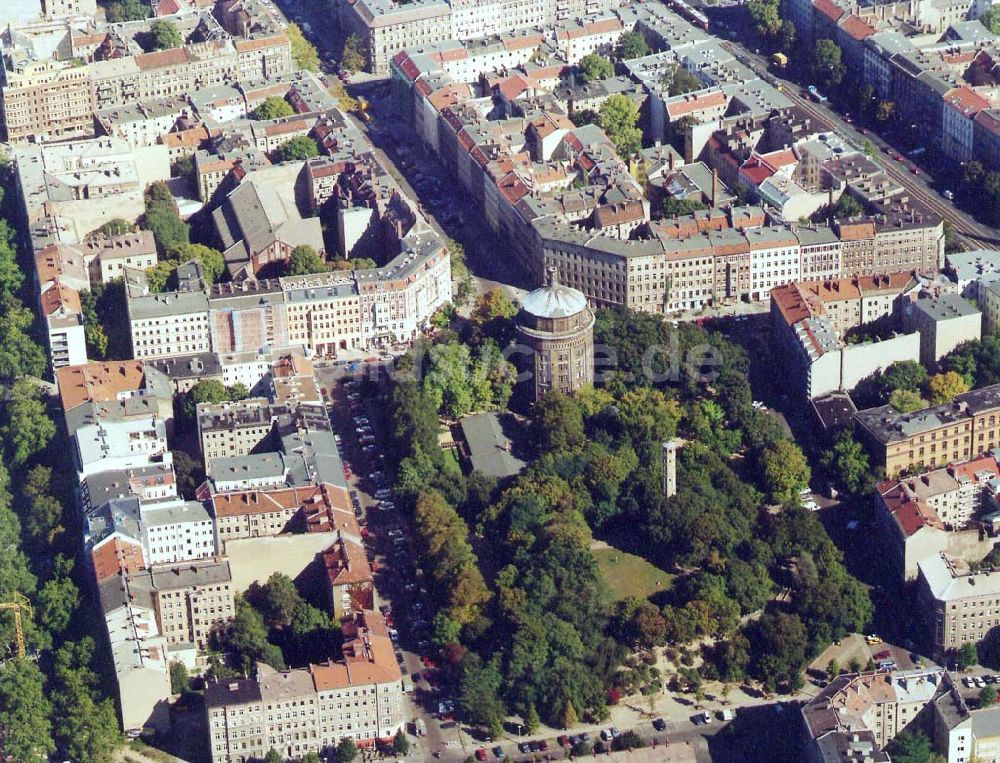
[98,572,155,614]
[946,249,1000,284]
[148,353,223,381]
[148,558,232,590]
[87,497,143,547]
[142,500,212,527]
[972,707,1000,738]
[275,404,347,488]
[459,413,526,479]
[129,290,210,320]
[210,452,288,483]
[521,278,588,319]
[205,678,263,709]
[907,293,980,322]
[82,463,177,510]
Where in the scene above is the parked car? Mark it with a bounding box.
[652,718,667,731]
[476,749,488,761]
[493,747,505,759]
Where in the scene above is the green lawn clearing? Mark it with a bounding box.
[593,546,675,601]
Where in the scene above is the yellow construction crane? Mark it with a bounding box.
[0,593,31,659]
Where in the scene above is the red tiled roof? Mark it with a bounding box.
[813,0,845,23]
[944,86,990,118]
[840,14,876,42]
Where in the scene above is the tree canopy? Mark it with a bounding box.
[286,23,320,71]
[579,54,613,82]
[599,94,642,157]
[147,20,182,51]
[274,136,320,162]
[615,31,649,60]
[252,96,295,121]
[287,245,329,276]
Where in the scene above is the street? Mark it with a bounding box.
[721,43,1000,250]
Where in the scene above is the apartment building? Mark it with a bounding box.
[770,274,922,399]
[855,385,1000,477]
[140,559,235,651]
[322,536,375,619]
[205,611,403,762]
[197,398,279,468]
[128,290,212,360]
[902,293,982,366]
[802,668,953,762]
[0,55,94,143]
[79,230,159,283]
[209,485,326,544]
[143,500,216,566]
[876,454,1000,582]
[127,238,451,361]
[98,571,172,734]
[919,552,1000,654]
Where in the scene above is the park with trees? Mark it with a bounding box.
[362,304,873,738]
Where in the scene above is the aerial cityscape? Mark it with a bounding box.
[5,0,1000,760]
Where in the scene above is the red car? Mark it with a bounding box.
[558,735,570,747]
[911,166,920,175]
[476,749,488,761]
[875,650,891,660]
[894,153,903,161]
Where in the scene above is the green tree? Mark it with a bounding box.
[943,220,963,254]
[885,730,941,763]
[50,640,122,762]
[36,555,78,634]
[287,245,328,276]
[0,220,24,298]
[172,242,224,283]
[982,685,998,706]
[0,660,55,762]
[252,96,295,121]
[833,193,863,219]
[265,750,283,763]
[211,598,286,673]
[524,703,540,733]
[571,108,600,128]
[662,197,706,217]
[747,0,782,39]
[813,39,845,90]
[105,0,150,20]
[615,31,649,60]
[183,379,239,419]
[926,371,970,405]
[889,388,926,413]
[145,205,189,255]
[170,660,190,695]
[147,20,182,51]
[145,260,176,293]
[392,728,410,756]
[759,440,810,505]
[96,218,136,236]
[473,287,518,322]
[0,297,47,381]
[21,465,65,548]
[342,33,366,73]
[820,432,874,496]
[958,642,979,670]
[579,53,614,81]
[3,379,55,468]
[778,20,796,52]
[251,572,303,629]
[599,94,642,157]
[531,391,586,453]
[274,135,320,162]
[286,23,320,71]
[334,738,358,763]
[458,657,506,736]
[666,65,703,97]
[879,360,929,399]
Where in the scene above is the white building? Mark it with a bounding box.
[128,290,212,360]
[142,500,216,566]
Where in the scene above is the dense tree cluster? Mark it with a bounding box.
[252,96,295,121]
[371,306,871,734]
[579,54,613,82]
[0,153,122,762]
[211,573,340,674]
[599,95,642,158]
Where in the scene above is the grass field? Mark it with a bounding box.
[442,446,463,474]
[593,546,675,601]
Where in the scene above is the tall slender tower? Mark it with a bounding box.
[662,440,677,498]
